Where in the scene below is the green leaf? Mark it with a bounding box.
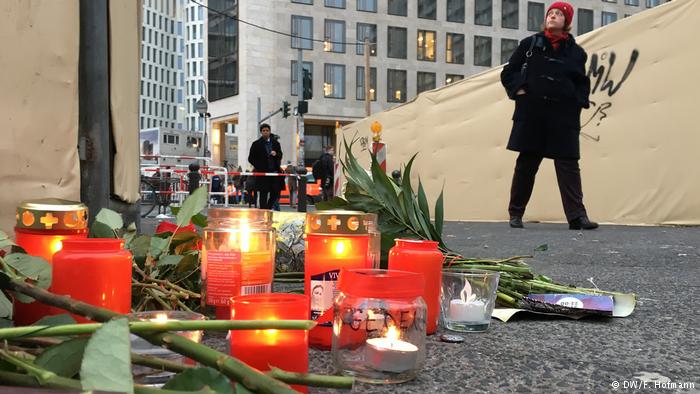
[234,383,256,394]
[174,253,198,274]
[534,244,549,252]
[434,188,445,238]
[416,180,432,223]
[345,193,383,213]
[36,337,88,378]
[129,235,151,260]
[80,318,133,393]
[176,186,208,228]
[0,292,12,319]
[315,197,349,210]
[163,367,235,394]
[95,208,124,230]
[4,254,51,289]
[34,314,77,326]
[157,255,183,267]
[89,221,117,239]
[191,213,208,228]
[149,236,169,259]
[0,230,15,249]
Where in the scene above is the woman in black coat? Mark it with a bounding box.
[248,123,284,209]
[500,1,597,230]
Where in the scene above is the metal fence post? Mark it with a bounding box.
[188,163,201,194]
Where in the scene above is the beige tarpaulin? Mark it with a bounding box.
[0,1,141,235]
[110,0,141,204]
[0,0,80,235]
[339,0,700,225]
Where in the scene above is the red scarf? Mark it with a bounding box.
[544,30,569,50]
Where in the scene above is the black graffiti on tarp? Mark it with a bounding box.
[581,49,640,141]
[588,49,640,97]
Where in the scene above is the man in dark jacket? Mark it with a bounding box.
[319,146,335,201]
[248,123,283,209]
[500,2,597,230]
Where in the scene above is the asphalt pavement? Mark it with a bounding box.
[145,213,700,393]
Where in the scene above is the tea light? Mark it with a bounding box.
[365,326,418,373]
[448,280,487,322]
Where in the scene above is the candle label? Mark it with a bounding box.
[204,250,241,306]
[310,270,340,327]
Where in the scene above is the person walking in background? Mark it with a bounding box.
[319,146,335,201]
[500,2,597,230]
[248,123,284,209]
[285,161,298,208]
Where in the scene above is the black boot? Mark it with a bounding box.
[569,216,598,230]
[509,216,524,228]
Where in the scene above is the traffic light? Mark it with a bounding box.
[298,100,308,115]
[302,69,312,100]
[282,101,290,118]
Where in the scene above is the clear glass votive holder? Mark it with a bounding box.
[440,270,500,332]
[129,310,206,385]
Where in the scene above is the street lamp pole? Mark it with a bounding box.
[195,80,209,160]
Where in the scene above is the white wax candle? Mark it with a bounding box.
[449,299,486,322]
[365,337,419,373]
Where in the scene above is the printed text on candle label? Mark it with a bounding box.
[344,308,419,333]
[204,250,241,306]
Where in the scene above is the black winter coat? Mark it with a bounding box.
[248,137,284,193]
[500,33,591,160]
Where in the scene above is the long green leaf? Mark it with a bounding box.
[315,197,349,210]
[176,186,208,228]
[80,318,133,393]
[34,314,77,327]
[36,337,88,378]
[434,188,445,238]
[369,153,401,217]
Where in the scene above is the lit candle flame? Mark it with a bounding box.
[51,240,64,254]
[460,280,476,304]
[333,240,346,256]
[385,324,400,342]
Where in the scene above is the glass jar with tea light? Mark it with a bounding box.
[13,198,88,325]
[440,269,500,332]
[202,208,275,319]
[331,269,427,384]
[129,310,206,385]
[304,211,379,349]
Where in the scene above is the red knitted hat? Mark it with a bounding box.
[547,2,574,28]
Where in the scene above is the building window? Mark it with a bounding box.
[324,64,345,98]
[578,8,594,34]
[388,0,408,16]
[163,134,179,144]
[324,19,346,53]
[603,0,616,2]
[387,26,408,59]
[502,0,519,29]
[291,16,313,49]
[624,0,639,5]
[527,2,544,31]
[325,0,345,8]
[501,38,519,64]
[387,69,407,103]
[475,0,492,25]
[418,0,437,19]
[291,61,313,96]
[357,23,377,55]
[446,33,465,64]
[417,72,436,94]
[474,35,492,67]
[208,0,238,100]
[446,0,465,22]
[198,43,203,57]
[356,66,377,101]
[357,0,377,12]
[417,30,436,61]
[445,74,463,84]
[646,0,662,7]
[292,0,313,4]
[602,11,617,25]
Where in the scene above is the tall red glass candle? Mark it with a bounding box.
[388,239,444,334]
[304,211,377,350]
[13,199,88,325]
[51,239,132,323]
[230,294,309,392]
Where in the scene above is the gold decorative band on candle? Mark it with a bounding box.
[15,198,88,231]
[305,210,378,236]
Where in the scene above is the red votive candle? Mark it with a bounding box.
[388,239,444,335]
[51,239,132,323]
[230,294,309,392]
[13,199,88,325]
